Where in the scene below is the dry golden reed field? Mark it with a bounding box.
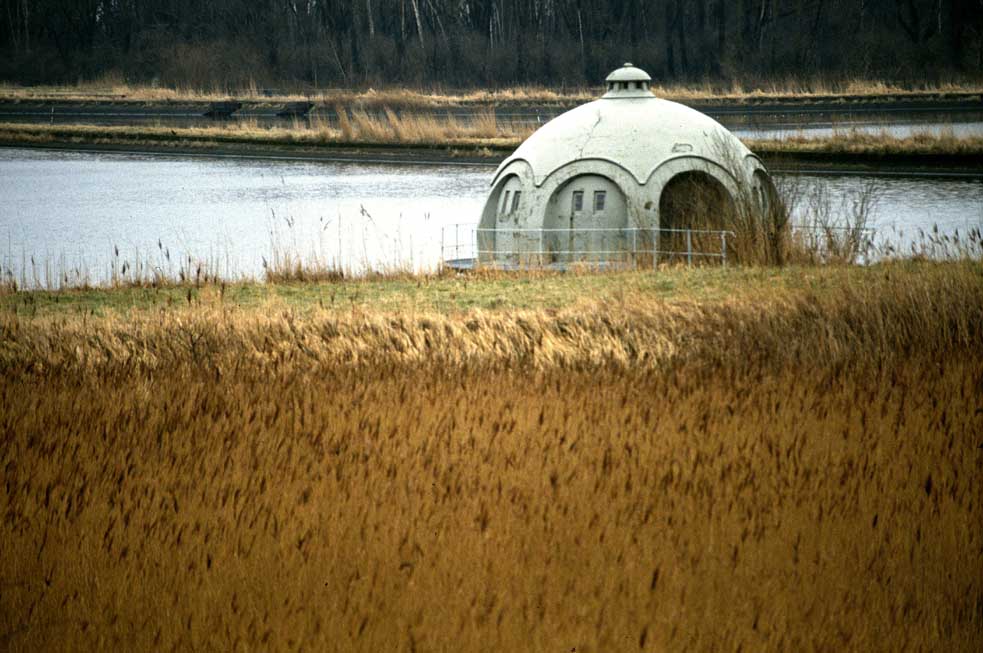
[2,262,982,651]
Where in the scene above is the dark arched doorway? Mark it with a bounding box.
[658,171,736,263]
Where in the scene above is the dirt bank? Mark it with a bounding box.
[3,122,982,174]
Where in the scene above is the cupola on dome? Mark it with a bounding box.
[603,62,654,97]
[477,63,775,266]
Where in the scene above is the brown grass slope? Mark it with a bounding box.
[2,263,981,374]
[2,78,981,106]
[1,262,982,651]
[4,119,983,162]
[0,112,527,154]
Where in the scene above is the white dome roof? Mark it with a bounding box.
[495,95,754,186]
[605,62,651,83]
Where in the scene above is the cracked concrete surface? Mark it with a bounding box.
[577,108,604,159]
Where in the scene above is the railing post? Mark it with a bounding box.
[686,229,693,267]
[722,231,728,267]
[653,228,658,270]
[455,224,460,259]
[631,228,637,268]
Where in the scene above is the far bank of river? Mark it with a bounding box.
[3,122,983,173]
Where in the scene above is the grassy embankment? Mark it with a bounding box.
[3,77,982,161]
[2,77,982,105]
[3,116,982,163]
[0,264,941,317]
[2,261,982,651]
[0,111,523,157]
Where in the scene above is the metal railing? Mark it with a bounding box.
[440,225,736,268]
[442,223,478,263]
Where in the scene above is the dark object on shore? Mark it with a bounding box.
[204,101,242,118]
[277,102,314,118]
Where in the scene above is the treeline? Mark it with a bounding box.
[1,0,981,89]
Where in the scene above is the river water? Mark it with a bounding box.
[1,147,980,285]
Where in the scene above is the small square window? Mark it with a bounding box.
[572,191,584,212]
[501,190,511,214]
[511,190,522,212]
[594,190,606,212]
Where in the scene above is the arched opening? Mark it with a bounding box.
[478,174,525,264]
[658,171,736,264]
[544,174,627,264]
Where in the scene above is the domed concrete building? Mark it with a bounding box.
[477,63,775,265]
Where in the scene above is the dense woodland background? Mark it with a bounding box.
[2,1,982,89]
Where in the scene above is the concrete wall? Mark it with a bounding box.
[478,153,773,267]
[493,175,525,263]
[479,172,543,265]
[753,169,779,214]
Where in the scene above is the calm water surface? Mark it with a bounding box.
[1,147,980,283]
[1,148,487,282]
